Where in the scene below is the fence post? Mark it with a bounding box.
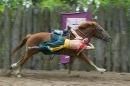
[2,6,11,70]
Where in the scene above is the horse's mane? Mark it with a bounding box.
[78,21,96,29]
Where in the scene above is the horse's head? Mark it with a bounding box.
[93,24,111,42]
[77,21,111,42]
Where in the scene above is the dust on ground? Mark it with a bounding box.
[0,69,130,86]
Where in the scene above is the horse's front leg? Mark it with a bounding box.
[79,52,106,73]
[68,56,75,74]
[13,66,22,77]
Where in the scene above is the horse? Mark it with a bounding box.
[10,21,111,77]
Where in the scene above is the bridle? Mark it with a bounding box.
[94,24,109,41]
[79,23,108,41]
[69,24,108,42]
[74,27,96,40]
[76,29,88,38]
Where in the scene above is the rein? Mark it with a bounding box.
[76,29,88,38]
[76,24,107,41]
[75,27,96,40]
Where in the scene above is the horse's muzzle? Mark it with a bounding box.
[103,36,112,43]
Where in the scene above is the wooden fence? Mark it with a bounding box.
[0,5,130,72]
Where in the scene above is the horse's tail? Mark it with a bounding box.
[11,34,31,57]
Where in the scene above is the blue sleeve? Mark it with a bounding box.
[62,29,69,36]
[47,37,65,47]
[53,30,63,35]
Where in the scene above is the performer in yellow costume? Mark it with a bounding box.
[28,26,95,54]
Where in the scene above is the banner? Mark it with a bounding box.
[61,12,92,29]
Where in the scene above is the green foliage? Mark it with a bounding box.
[40,0,69,9]
[0,2,5,12]
[60,0,78,6]
[100,0,130,7]
[0,0,23,13]
[10,0,23,9]
[0,0,130,13]
[40,0,62,8]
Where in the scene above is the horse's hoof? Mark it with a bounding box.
[11,63,18,69]
[16,74,22,78]
[97,68,106,73]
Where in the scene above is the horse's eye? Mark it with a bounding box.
[98,28,103,31]
[96,28,102,31]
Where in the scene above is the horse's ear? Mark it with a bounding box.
[78,25,85,29]
[78,22,87,29]
[67,26,71,30]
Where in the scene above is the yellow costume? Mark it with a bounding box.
[49,39,70,52]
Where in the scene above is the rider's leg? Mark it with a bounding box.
[28,46,39,49]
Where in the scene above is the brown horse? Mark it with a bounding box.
[10,21,111,77]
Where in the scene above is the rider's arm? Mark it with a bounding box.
[86,43,95,50]
[47,38,64,47]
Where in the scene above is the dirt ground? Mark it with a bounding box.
[0,70,130,86]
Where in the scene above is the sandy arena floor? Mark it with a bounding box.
[0,70,130,86]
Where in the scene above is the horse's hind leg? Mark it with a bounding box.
[11,50,37,77]
[11,53,25,69]
[79,53,106,73]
